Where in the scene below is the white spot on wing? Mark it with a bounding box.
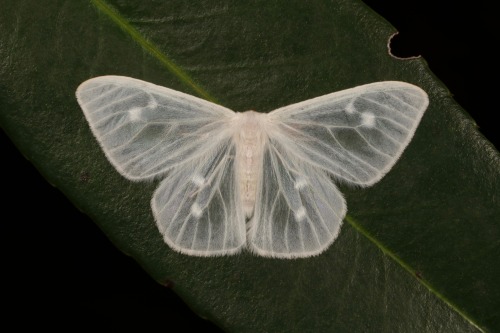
[345,101,355,114]
[191,174,205,187]
[295,206,307,221]
[191,203,203,218]
[361,112,375,127]
[128,108,142,121]
[294,178,308,190]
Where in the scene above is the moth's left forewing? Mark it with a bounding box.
[267,81,429,186]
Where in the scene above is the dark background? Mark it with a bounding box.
[2,1,496,331]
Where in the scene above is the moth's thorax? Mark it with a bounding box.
[233,111,267,219]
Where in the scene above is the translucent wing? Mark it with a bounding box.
[248,140,346,258]
[76,76,235,181]
[152,139,246,256]
[249,81,428,258]
[267,81,429,186]
[77,76,245,255]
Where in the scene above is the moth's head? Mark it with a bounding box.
[233,110,267,141]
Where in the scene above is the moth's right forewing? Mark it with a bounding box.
[76,76,235,181]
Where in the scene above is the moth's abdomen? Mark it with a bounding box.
[233,111,266,219]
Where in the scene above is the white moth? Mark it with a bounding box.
[76,76,428,258]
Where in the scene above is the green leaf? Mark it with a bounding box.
[1,0,498,331]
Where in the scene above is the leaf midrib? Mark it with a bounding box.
[88,0,484,331]
[90,0,217,103]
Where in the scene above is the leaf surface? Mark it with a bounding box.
[1,1,498,331]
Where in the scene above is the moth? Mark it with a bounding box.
[76,76,428,258]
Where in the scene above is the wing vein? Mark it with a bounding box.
[218,188,228,251]
[327,128,381,173]
[360,96,414,121]
[88,91,145,114]
[284,209,291,253]
[386,92,420,113]
[354,128,394,158]
[81,85,121,107]
[306,216,322,248]
[100,120,146,141]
